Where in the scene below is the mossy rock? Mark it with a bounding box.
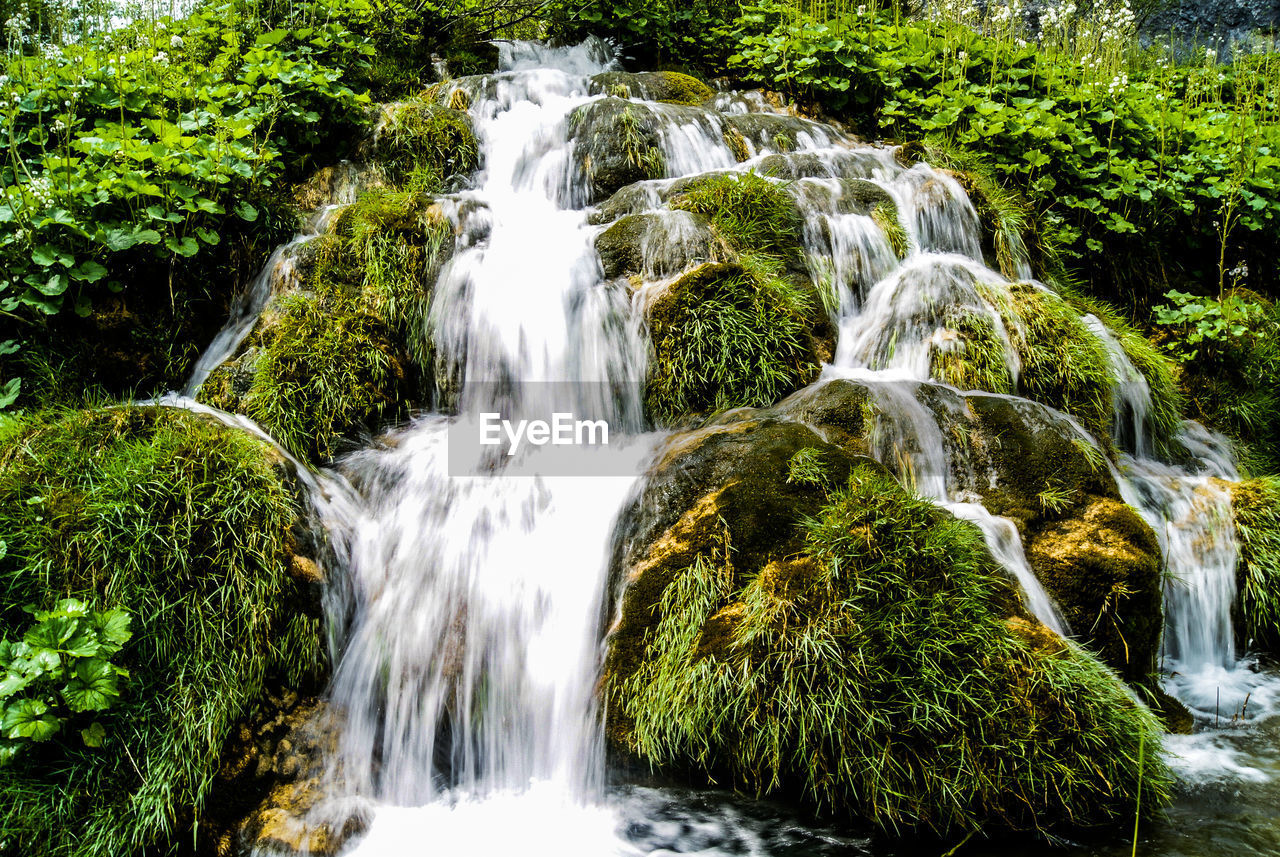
[1027,498,1163,682]
[644,261,821,423]
[1234,476,1280,652]
[606,421,1170,836]
[595,211,730,280]
[722,113,826,154]
[376,102,479,186]
[0,406,325,856]
[568,98,666,203]
[200,189,454,463]
[589,71,715,105]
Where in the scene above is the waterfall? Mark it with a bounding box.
[172,37,1280,856]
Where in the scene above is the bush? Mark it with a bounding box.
[616,460,1170,835]
[0,406,323,857]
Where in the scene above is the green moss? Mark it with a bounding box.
[670,171,802,263]
[0,406,323,857]
[202,188,452,462]
[870,200,909,260]
[590,71,715,105]
[645,260,817,424]
[1235,477,1280,652]
[1006,282,1114,440]
[616,462,1169,835]
[929,308,1015,394]
[379,102,479,186]
[237,291,402,463]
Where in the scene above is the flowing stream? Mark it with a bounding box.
[179,39,1280,857]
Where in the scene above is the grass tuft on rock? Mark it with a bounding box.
[1234,476,1280,652]
[377,102,479,186]
[670,171,803,263]
[0,406,323,857]
[930,307,1016,394]
[645,260,817,423]
[616,460,1170,836]
[1006,282,1115,440]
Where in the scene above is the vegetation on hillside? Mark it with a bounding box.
[0,406,324,856]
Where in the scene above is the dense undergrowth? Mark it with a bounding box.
[0,406,323,856]
[618,457,1170,835]
[1234,476,1280,652]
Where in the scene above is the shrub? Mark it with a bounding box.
[0,406,323,857]
[617,460,1170,835]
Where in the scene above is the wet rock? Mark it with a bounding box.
[722,112,832,154]
[207,696,366,857]
[594,211,729,280]
[1027,498,1163,682]
[569,98,666,203]
[589,71,715,105]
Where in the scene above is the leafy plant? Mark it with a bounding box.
[0,599,131,767]
[1153,289,1269,361]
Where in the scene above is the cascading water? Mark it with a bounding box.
[174,37,1280,857]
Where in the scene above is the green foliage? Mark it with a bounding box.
[1232,476,1280,653]
[618,462,1170,835]
[1155,290,1280,470]
[378,102,479,185]
[548,0,738,69]
[1154,289,1271,361]
[726,1,1280,304]
[1235,477,1280,652]
[0,600,132,767]
[0,406,323,856]
[645,260,816,423]
[670,171,803,262]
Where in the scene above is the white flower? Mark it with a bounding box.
[170,35,182,48]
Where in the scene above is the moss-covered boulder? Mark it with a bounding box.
[644,261,822,423]
[1027,498,1163,680]
[589,71,715,105]
[569,98,666,203]
[0,406,325,857]
[200,187,453,463]
[375,102,479,187]
[1234,476,1280,652]
[595,211,729,280]
[606,415,1169,837]
[771,380,1165,684]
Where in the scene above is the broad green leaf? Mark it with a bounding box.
[2,698,61,742]
[81,721,107,748]
[62,658,121,713]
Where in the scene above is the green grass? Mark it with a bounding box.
[930,307,1016,394]
[378,102,479,186]
[1007,282,1116,440]
[1234,477,1280,652]
[200,184,452,462]
[617,460,1169,836]
[670,171,804,263]
[0,406,324,857]
[645,259,817,423]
